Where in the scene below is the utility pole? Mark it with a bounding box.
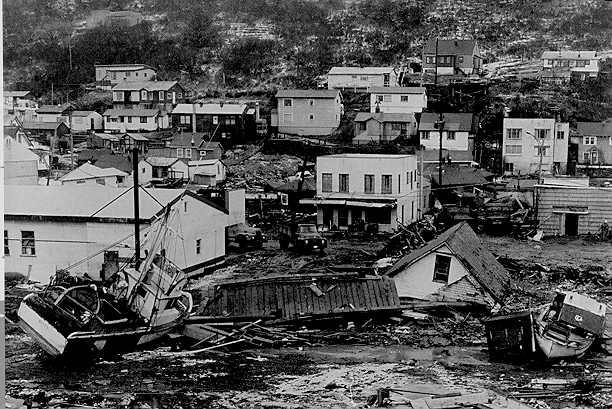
[51,83,54,105]
[434,37,439,87]
[436,112,445,186]
[133,148,141,261]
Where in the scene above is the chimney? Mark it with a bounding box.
[255,102,260,121]
[191,103,196,133]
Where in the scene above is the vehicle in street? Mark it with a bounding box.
[278,223,327,253]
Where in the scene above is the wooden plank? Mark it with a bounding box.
[293,284,304,316]
[321,282,333,314]
[245,285,254,316]
[348,281,360,310]
[270,285,279,317]
[255,284,264,317]
[280,284,290,320]
[372,278,385,308]
[366,280,380,308]
[355,281,367,309]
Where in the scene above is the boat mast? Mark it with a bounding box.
[133,147,141,261]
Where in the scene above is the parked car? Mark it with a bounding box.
[278,223,327,253]
[226,223,266,250]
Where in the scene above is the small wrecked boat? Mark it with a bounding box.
[17,148,193,357]
[534,291,606,359]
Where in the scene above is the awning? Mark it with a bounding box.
[320,199,347,206]
[345,201,394,208]
[299,199,321,205]
[552,207,588,215]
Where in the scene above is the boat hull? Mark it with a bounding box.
[534,308,594,359]
[18,299,67,356]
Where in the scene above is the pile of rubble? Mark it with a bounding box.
[225,152,302,191]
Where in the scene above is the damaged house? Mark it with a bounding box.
[385,222,511,311]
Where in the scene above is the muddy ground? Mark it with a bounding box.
[5,234,612,408]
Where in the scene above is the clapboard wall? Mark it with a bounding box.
[536,185,612,235]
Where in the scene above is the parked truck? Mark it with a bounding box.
[278,223,327,253]
[226,223,266,250]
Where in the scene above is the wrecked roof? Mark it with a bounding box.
[431,167,493,186]
[386,222,511,303]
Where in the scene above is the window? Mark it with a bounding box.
[167,92,172,100]
[126,72,131,77]
[506,145,522,155]
[364,174,375,193]
[576,60,587,67]
[433,254,451,283]
[507,129,522,139]
[184,202,188,212]
[159,91,164,100]
[309,99,315,106]
[177,148,184,158]
[421,131,430,140]
[381,175,392,194]
[322,173,332,192]
[535,129,550,139]
[592,151,598,163]
[144,73,147,77]
[141,90,147,100]
[113,91,124,101]
[140,117,147,123]
[283,113,293,123]
[556,131,565,140]
[383,95,391,102]
[119,116,124,123]
[547,59,554,65]
[360,76,368,81]
[185,149,192,158]
[128,117,132,123]
[400,95,409,102]
[178,93,182,99]
[458,56,464,63]
[504,162,514,172]
[179,115,191,125]
[446,131,456,140]
[398,174,401,194]
[213,116,218,125]
[584,136,596,145]
[225,116,236,125]
[196,239,201,255]
[339,174,349,193]
[96,178,105,185]
[117,176,124,184]
[426,56,434,64]
[283,99,293,107]
[21,231,35,256]
[308,114,314,121]
[357,122,366,132]
[583,152,590,162]
[391,123,401,131]
[536,145,550,156]
[4,230,9,256]
[74,117,83,124]
[377,95,384,102]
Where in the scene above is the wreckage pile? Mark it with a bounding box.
[225,152,303,191]
[376,217,439,259]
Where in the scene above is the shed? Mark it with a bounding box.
[386,222,511,309]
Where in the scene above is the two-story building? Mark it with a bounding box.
[4,91,38,120]
[369,87,427,114]
[34,103,74,125]
[171,103,253,144]
[327,67,399,90]
[102,109,169,132]
[422,39,483,76]
[353,112,416,144]
[111,81,186,111]
[502,118,570,175]
[419,113,476,152]
[21,121,71,151]
[308,154,426,232]
[573,121,612,167]
[540,51,600,84]
[69,110,104,132]
[95,64,156,90]
[275,90,342,136]
[138,157,189,186]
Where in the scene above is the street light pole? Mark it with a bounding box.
[436,113,445,186]
[526,131,544,183]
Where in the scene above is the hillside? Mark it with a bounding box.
[3,0,612,98]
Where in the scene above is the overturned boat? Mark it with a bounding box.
[534,291,606,359]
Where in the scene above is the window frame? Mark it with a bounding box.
[364,174,375,194]
[339,174,349,193]
[506,129,522,139]
[321,173,333,192]
[381,174,392,194]
[283,98,293,107]
[196,238,201,255]
[433,254,452,283]
[4,230,9,256]
[21,231,36,256]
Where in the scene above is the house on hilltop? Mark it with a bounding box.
[386,222,511,310]
[540,51,600,83]
[274,90,342,136]
[327,67,399,90]
[353,112,416,145]
[422,39,483,76]
[573,121,612,167]
[95,64,156,90]
[111,81,186,111]
[419,113,477,152]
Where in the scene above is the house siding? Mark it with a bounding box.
[369,91,427,114]
[277,96,341,136]
[392,244,470,300]
[536,185,612,236]
[327,71,398,90]
[71,113,104,132]
[428,275,495,307]
[420,130,471,151]
[572,135,612,166]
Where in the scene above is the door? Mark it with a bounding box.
[90,118,95,130]
[338,208,348,229]
[565,213,579,236]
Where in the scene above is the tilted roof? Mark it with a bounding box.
[423,39,478,55]
[94,64,155,71]
[275,90,340,99]
[21,121,68,131]
[124,133,150,141]
[4,91,31,98]
[419,112,475,132]
[36,104,73,114]
[103,109,160,117]
[71,111,98,117]
[386,222,511,303]
[541,51,598,60]
[111,81,182,92]
[144,157,179,167]
[171,104,247,115]
[328,67,395,75]
[77,149,135,173]
[59,163,127,181]
[368,87,426,94]
[354,112,414,123]
[576,121,612,137]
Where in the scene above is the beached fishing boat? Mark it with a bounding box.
[534,291,606,359]
[17,148,193,357]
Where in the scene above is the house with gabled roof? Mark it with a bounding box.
[385,222,511,310]
[137,156,189,186]
[274,90,342,136]
[419,113,477,152]
[4,185,232,282]
[77,149,135,174]
[422,39,483,76]
[4,90,38,119]
[353,112,416,144]
[59,163,130,187]
[4,135,39,185]
[69,110,104,132]
[94,64,156,90]
[327,67,399,90]
[171,103,254,144]
[103,108,169,132]
[149,132,223,160]
[369,87,427,114]
[35,103,74,125]
[541,51,600,83]
[111,81,186,111]
[21,121,71,151]
[573,120,612,167]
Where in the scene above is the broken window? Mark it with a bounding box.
[433,254,451,283]
[446,131,456,140]
[21,231,35,256]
